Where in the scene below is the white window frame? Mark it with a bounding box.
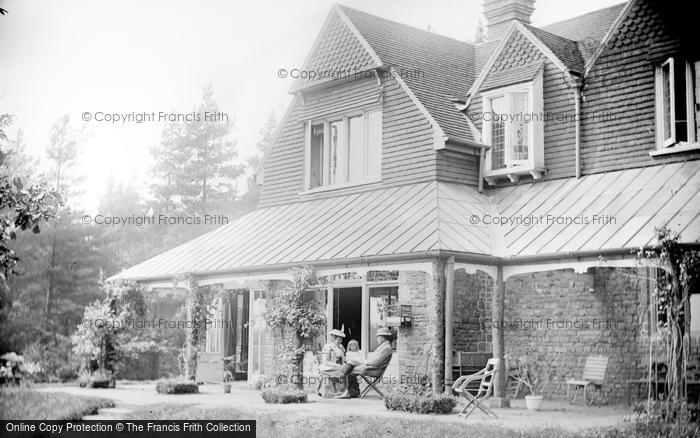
[482,73,544,184]
[654,57,699,151]
[303,107,382,192]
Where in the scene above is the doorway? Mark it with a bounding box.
[333,287,362,348]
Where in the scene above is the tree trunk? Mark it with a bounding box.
[292,332,304,389]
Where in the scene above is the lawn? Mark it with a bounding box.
[125,404,625,438]
[0,386,114,420]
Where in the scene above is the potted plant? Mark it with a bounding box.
[507,354,558,411]
[223,370,233,393]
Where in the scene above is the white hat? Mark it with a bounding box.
[330,329,345,338]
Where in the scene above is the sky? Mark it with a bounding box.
[0,0,625,212]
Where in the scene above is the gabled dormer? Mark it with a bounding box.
[466,14,585,186]
[257,5,487,207]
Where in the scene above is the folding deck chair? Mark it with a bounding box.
[359,366,387,399]
[566,355,608,404]
[452,358,499,418]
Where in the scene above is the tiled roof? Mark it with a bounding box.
[290,10,381,92]
[524,25,585,73]
[337,5,477,141]
[113,162,700,281]
[481,61,544,91]
[541,3,627,44]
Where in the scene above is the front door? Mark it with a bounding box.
[333,287,362,348]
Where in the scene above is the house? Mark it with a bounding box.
[112,0,700,402]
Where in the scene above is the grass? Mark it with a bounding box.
[0,386,114,420]
[124,404,629,438]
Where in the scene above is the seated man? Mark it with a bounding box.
[336,327,393,398]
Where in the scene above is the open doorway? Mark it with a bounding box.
[333,287,362,348]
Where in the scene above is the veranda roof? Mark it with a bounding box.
[112,162,700,282]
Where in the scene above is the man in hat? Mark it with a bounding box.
[336,327,393,398]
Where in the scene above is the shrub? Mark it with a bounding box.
[261,385,307,404]
[384,390,456,414]
[155,378,199,394]
[252,375,273,390]
[77,369,115,388]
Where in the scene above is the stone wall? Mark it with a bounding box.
[397,270,435,379]
[501,267,651,403]
[453,270,493,353]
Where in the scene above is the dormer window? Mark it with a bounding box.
[305,109,382,190]
[482,75,544,184]
[653,58,699,153]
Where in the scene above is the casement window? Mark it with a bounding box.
[482,76,544,185]
[655,57,699,150]
[305,109,382,190]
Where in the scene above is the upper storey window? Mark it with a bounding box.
[306,109,382,190]
[482,75,544,185]
[654,57,699,153]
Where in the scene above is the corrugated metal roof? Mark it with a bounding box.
[113,162,700,281]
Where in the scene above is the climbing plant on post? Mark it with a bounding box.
[264,266,326,388]
[177,275,220,381]
[637,226,699,424]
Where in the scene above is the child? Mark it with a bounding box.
[345,339,365,365]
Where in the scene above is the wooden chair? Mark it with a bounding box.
[566,355,608,404]
[359,367,387,399]
[452,358,499,418]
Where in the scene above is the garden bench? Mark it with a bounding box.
[566,355,608,404]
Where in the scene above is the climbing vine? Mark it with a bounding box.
[174,274,226,380]
[637,226,700,424]
[264,266,326,388]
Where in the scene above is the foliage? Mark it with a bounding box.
[252,374,273,390]
[0,387,114,420]
[0,352,42,382]
[261,385,308,404]
[155,378,199,394]
[506,353,559,396]
[620,400,700,438]
[77,368,115,388]
[150,85,244,216]
[71,280,146,374]
[384,390,456,414]
[264,266,326,388]
[636,226,700,428]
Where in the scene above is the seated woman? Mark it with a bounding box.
[345,339,365,365]
[317,328,346,396]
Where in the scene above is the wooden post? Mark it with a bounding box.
[444,256,455,388]
[184,288,194,380]
[432,258,446,395]
[361,276,370,354]
[491,265,509,407]
[326,285,334,339]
